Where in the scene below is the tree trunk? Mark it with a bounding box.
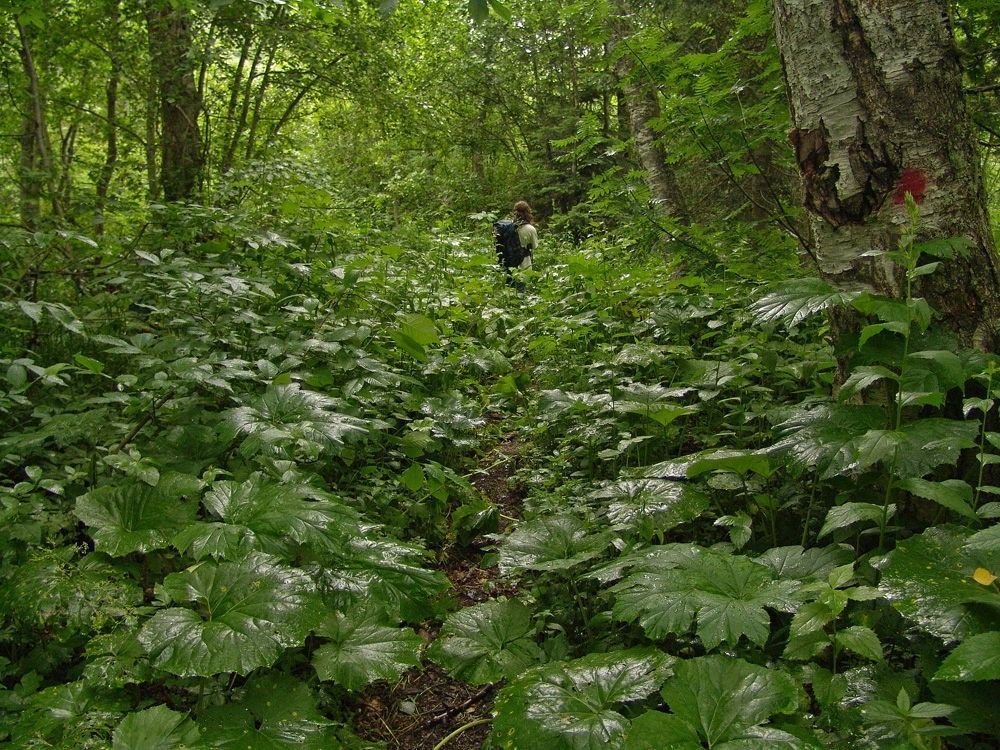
[773,0,1000,349]
[16,19,59,226]
[95,0,120,235]
[146,0,203,202]
[610,15,689,223]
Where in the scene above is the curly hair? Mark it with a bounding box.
[513,200,534,225]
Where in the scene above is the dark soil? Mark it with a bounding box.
[352,435,525,750]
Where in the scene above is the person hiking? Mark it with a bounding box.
[512,200,538,270]
[494,200,538,289]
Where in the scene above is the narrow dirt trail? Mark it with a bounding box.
[352,434,525,750]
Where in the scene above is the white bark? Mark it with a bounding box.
[774,0,1000,347]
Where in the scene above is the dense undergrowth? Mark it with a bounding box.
[1,204,999,749]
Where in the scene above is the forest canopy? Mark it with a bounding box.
[2,0,1000,748]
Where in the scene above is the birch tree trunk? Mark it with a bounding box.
[773,0,1000,349]
[610,11,689,223]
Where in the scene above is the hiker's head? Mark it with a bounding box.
[513,201,534,225]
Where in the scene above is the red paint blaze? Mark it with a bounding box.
[892,167,927,205]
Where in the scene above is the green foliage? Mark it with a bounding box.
[427,599,543,684]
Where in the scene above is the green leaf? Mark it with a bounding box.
[859,322,908,347]
[399,312,439,345]
[202,474,358,557]
[468,0,489,23]
[113,705,198,750]
[766,402,884,476]
[73,353,105,374]
[753,545,854,581]
[499,515,614,573]
[685,448,771,478]
[818,503,893,539]
[835,626,883,661]
[75,481,199,556]
[427,599,543,684]
[229,384,376,457]
[934,632,1000,681]
[400,463,425,492]
[492,648,674,750]
[612,547,800,649]
[591,479,708,533]
[139,553,324,677]
[897,478,976,519]
[875,526,1000,639]
[312,610,421,691]
[624,711,702,749]
[964,523,1000,554]
[839,366,897,400]
[751,279,861,327]
[195,673,334,748]
[657,655,803,748]
[172,522,257,561]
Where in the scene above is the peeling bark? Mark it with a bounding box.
[774,0,1000,350]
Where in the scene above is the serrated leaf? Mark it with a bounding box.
[75,481,199,556]
[428,599,542,685]
[113,705,198,750]
[839,366,897,400]
[202,474,358,557]
[312,610,421,691]
[898,478,976,519]
[818,503,893,539]
[172,522,257,561]
[964,523,1000,554]
[493,648,674,750]
[612,548,800,649]
[875,526,1000,639]
[835,626,883,661]
[229,384,376,457]
[139,553,324,677]
[934,632,1000,681]
[754,545,854,580]
[195,672,334,748]
[751,279,861,327]
[766,402,884,475]
[499,515,613,573]
[591,479,708,533]
[656,655,804,748]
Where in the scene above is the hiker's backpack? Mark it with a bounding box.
[493,219,527,269]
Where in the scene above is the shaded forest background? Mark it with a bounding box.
[3,1,1000,749]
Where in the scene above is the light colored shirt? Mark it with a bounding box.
[517,223,537,269]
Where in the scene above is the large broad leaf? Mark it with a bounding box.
[194,673,334,748]
[766,402,884,477]
[229,384,378,456]
[312,609,421,691]
[753,545,854,581]
[139,553,324,676]
[75,480,199,556]
[499,515,614,573]
[492,648,674,750]
[897,478,976,520]
[751,278,862,327]
[591,479,708,534]
[934,632,1000,682]
[875,526,1000,640]
[427,599,543,684]
[315,537,449,621]
[172,522,257,561]
[625,655,807,749]
[612,547,800,649]
[818,503,894,539]
[200,474,359,556]
[113,705,198,750]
